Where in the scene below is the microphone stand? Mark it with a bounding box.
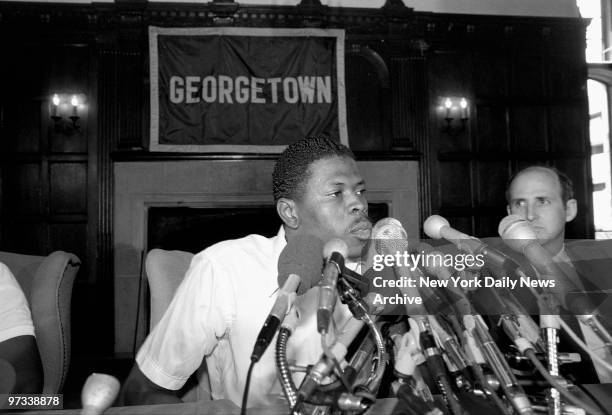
[538,293,562,415]
[470,315,534,415]
[414,315,466,415]
[336,277,387,408]
[275,307,300,413]
[279,272,384,414]
[543,318,561,415]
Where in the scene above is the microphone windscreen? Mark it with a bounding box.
[423,215,449,239]
[372,217,405,237]
[322,238,349,261]
[81,373,120,415]
[278,234,325,295]
[372,218,408,254]
[498,215,539,253]
[498,214,537,239]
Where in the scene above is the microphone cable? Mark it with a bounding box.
[469,359,513,415]
[240,360,256,415]
[321,335,352,392]
[419,323,466,415]
[524,348,603,415]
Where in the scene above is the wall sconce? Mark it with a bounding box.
[50,93,83,135]
[440,97,469,137]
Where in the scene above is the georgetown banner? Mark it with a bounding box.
[149,26,347,152]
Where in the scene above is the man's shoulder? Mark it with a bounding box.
[198,232,281,261]
[566,238,612,260]
[0,262,16,284]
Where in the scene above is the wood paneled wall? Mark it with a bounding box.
[0,1,590,359]
[423,16,591,237]
[0,36,112,354]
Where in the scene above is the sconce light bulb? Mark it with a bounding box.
[444,98,452,109]
[460,98,468,109]
[71,95,78,107]
[52,94,60,106]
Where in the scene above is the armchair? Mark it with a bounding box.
[0,250,80,394]
[144,248,211,402]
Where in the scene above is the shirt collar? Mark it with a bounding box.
[552,243,569,264]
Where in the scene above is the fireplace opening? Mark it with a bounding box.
[147,203,389,254]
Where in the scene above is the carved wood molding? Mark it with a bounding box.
[0,2,585,46]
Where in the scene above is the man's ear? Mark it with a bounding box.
[276,198,299,229]
[565,199,577,223]
[506,205,511,216]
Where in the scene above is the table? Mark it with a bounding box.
[11,398,398,415]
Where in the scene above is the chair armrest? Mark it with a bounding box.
[31,251,81,394]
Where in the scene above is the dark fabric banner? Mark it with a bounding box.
[149,27,347,152]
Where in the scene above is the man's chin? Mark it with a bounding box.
[532,228,551,243]
[345,237,370,260]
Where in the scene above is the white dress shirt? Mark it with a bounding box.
[0,262,35,343]
[137,227,354,406]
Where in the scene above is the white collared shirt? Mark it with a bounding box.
[0,262,35,343]
[553,248,612,383]
[137,227,353,406]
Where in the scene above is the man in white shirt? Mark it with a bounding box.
[505,165,612,383]
[122,136,372,406]
[0,262,44,394]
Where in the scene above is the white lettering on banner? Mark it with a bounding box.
[251,77,265,104]
[219,75,233,103]
[235,76,249,104]
[168,75,333,104]
[268,77,281,104]
[186,76,200,104]
[298,76,315,103]
[169,76,184,103]
[283,77,298,104]
[202,77,216,103]
[317,76,331,103]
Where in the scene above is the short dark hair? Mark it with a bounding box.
[505,165,575,204]
[272,136,354,202]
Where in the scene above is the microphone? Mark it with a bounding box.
[393,319,437,404]
[371,218,427,315]
[373,217,409,256]
[402,258,472,382]
[415,243,474,317]
[317,238,349,334]
[498,215,580,306]
[415,239,534,412]
[470,316,534,415]
[299,316,365,401]
[415,242,535,349]
[277,234,326,294]
[371,222,470,395]
[499,215,612,348]
[81,373,120,415]
[423,215,523,277]
[413,316,468,415]
[251,234,324,362]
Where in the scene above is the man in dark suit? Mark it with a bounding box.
[504,165,612,384]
